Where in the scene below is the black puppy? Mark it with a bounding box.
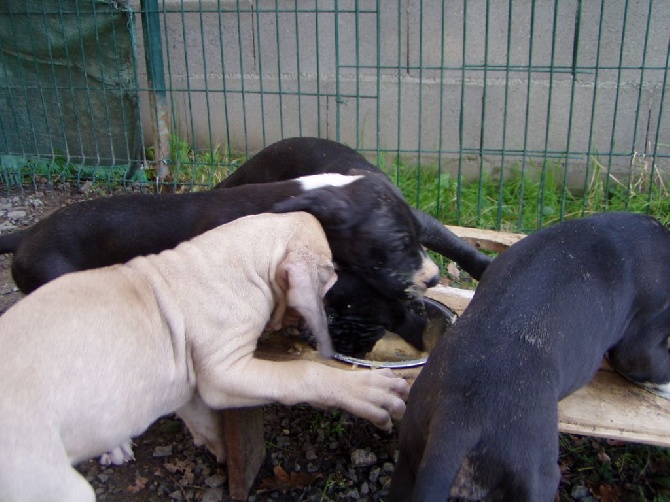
[321,268,428,357]
[216,136,492,280]
[390,212,670,501]
[0,174,438,305]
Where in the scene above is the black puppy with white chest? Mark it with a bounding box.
[216,137,492,355]
[216,136,492,280]
[390,212,670,501]
[0,174,438,323]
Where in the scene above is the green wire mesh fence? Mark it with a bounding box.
[1,0,668,231]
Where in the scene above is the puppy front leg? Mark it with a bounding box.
[176,393,227,463]
[198,358,409,430]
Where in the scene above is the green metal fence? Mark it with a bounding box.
[1,0,668,231]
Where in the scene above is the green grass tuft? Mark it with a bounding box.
[378,155,669,233]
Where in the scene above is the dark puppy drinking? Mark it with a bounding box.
[0,174,438,305]
[390,212,670,501]
[216,136,492,280]
[321,268,429,357]
[215,137,491,355]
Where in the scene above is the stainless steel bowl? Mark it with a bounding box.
[333,296,457,368]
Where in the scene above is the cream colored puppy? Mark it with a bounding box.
[0,212,410,502]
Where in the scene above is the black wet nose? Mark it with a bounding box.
[425,273,440,288]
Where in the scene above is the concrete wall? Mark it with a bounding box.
[133,0,669,178]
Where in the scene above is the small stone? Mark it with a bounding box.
[152,445,173,457]
[168,490,183,500]
[305,449,317,460]
[204,473,226,488]
[0,221,17,231]
[382,462,395,473]
[276,436,291,448]
[571,485,591,499]
[6,210,26,220]
[79,180,93,193]
[307,463,318,473]
[351,448,377,467]
[361,482,370,495]
[345,489,359,499]
[97,473,109,483]
[369,466,381,483]
[201,488,224,502]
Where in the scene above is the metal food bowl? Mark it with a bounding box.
[333,296,457,368]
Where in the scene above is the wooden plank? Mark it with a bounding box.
[559,369,670,447]
[221,408,267,500]
[446,225,526,253]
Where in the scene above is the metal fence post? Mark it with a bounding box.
[140,0,170,182]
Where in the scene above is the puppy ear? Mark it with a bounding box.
[275,249,337,358]
[273,188,360,229]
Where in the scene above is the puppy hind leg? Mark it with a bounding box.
[502,461,560,502]
[388,449,417,502]
[410,417,482,502]
[99,439,135,466]
[0,457,95,502]
[51,467,96,502]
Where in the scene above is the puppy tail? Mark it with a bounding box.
[0,229,24,254]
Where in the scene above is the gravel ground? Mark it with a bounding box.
[0,183,668,501]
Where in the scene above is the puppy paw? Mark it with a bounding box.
[343,368,410,431]
[100,440,135,466]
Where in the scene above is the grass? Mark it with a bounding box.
[4,141,667,233]
[378,153,670,233]
[558,434,670,501]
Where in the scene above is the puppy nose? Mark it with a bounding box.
[425,273,440,289]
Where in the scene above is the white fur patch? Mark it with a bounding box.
[99,440,135,466]
[639,381,670,401]
[298,173,364,191]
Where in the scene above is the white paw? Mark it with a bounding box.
[99,440,135,466]
[343,368,410,431]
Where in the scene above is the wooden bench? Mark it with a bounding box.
[219,226,670,500]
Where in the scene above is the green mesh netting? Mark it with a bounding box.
[0,0,138,172]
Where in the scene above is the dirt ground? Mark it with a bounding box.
[0,183,669,501]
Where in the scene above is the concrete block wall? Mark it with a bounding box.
[133,0,669,178]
